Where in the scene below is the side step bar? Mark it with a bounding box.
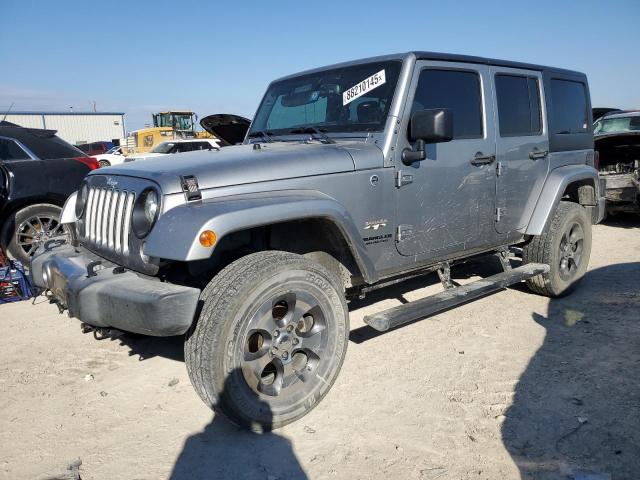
[363,263,549,332]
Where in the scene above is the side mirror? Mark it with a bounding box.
[402,108,453,165]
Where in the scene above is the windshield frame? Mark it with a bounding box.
[248,60,403,139]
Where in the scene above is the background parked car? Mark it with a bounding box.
[125,138,219,162]
[76,141,115,156]
[594,110,640,214]
[0,121,98,263]
[93,145,127,167]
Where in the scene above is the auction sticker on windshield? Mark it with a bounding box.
[343,70,386,106]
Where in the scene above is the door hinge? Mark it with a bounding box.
[495,207,503,222]
[395,170,414,188]
[496,161,503,176]
[396,224,414,241]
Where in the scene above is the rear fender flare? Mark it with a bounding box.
[525,165,600,235]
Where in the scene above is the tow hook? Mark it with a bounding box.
[80,323,124,340]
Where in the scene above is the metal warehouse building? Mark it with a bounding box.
[0,111,126,145]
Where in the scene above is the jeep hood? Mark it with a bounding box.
[96,141,381,194]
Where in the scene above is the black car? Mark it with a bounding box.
[0,122,98,263]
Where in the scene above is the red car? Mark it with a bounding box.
[76,141,115,156]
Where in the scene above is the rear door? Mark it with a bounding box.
[491,67,549,233]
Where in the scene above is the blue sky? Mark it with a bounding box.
[1,0,639,131]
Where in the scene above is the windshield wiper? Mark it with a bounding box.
[289,126,335,144]
[247,130,275,143]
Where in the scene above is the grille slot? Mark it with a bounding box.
[82,186,135,255]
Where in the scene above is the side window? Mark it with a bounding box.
[411,69,483,139]
[495,74,542,136]
[0,138,31,160]
[550,79,588,134]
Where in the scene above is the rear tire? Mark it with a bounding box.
[523,201,591,297]
[98,159,111,168]
[185,251,349,430]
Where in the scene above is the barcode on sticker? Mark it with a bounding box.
[343,70,386,106]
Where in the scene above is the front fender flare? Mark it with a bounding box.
[144,190,378,283]
[525,165,601,235]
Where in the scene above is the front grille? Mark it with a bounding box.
[82,186,136,255]
[79,174,160,276]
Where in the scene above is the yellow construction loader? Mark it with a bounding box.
[125,111,215,154]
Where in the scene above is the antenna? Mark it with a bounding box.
[1,102,14,123]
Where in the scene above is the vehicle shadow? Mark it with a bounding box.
[169,368,308,480]
[502,262,640,479]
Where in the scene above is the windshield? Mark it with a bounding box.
[594,115,640,134]
[249,60,402,137]
[150,142,175,153]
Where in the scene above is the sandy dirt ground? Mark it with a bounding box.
[1,215,639,480]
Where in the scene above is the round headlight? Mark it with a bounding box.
[75,183,89,218]
[132,189,160,238]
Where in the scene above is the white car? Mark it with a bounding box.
[93,146,127,167]
[125,139,220,162]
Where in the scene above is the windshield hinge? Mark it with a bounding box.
[395,170,414,188]
[496,161,503,177]
[496,207,503,222]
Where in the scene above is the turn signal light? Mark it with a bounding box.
[199,230,217,247]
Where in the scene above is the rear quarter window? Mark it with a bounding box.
[550,79,588,134]
[0,138,31,160]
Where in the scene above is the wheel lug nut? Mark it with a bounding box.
[286,325,294,332]
[273,330,280,338]
[270,347,278,355]
[292,338,299,345]
[281,352,288,360]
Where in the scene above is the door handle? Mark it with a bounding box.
[470,152,496,166]
[529,149,549,160]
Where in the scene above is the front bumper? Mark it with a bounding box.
[31,241,200,336]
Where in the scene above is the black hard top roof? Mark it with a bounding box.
[412,51,585,77]
[275,51,586,82]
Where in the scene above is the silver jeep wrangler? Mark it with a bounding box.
[31,52,605,429]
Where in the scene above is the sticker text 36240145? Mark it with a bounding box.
[343,70,386,106]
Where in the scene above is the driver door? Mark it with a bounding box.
[395,61,498,257]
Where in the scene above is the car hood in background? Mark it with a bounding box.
[127,152,165,161]
[95,141,382,194]
[199,114,251,146]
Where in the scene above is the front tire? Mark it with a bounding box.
[523,201,592,297]
[98,159,111,168]
[185,251,349,430]
[2,204,73,265]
